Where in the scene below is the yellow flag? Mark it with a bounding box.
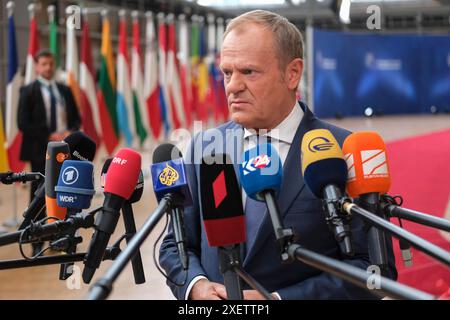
[0,106,10,171]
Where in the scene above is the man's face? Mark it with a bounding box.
[220,24,300,130]
[35,56,55,80]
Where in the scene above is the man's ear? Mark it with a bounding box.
[285,58,303,91]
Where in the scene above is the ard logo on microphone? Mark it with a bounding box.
[62,166,79,185]
[159,164,180,186]
[308,137,334,153]
[242,155,271,176]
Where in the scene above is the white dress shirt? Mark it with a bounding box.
[38,76,68,132]
[185,101,304,300]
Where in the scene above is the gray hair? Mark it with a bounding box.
[222,10,304,69]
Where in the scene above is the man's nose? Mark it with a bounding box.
[226,72,245,95]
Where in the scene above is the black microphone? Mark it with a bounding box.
[82,148,141,283]
[199,153,246,300]
[19,131,97,230]
[151,143,191,271]
[0,171,44,184]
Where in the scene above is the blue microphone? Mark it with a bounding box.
[151,143,192,270]
[240,143,282,201]
[151,145,192,207]
[239,143,294,261]
[55,160,95,210]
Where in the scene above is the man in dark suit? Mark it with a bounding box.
[159,10,397,300]
[17,49,81,255]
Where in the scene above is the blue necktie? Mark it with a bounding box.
[47,84,57,133]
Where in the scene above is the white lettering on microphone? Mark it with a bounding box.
[112,157,128,166]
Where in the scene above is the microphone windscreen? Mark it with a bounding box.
[200,154,246,247]
[104,148,142,200]
[239,143,282,201]
[100,158,113,188]
[152,143,182,164]
[128,170,144,204]
[301,129,347,198]
[45,142,71,221]
[342,131,391,198]
[55,160,95,209]
[64,131,97,161]
[151,143,192,206]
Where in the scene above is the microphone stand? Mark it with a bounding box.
[86,195,172,300]
[342,202,450,267]
[381,195,450,232]
[218,245,274,300]
[262,194,435,300]
[121,202,146,284]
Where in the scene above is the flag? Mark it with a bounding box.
[216,17,229,122]
[167,14,187,130]
[97,13,119,155]
[5,5,25,172]
[178,15,193,129]
[0,107,9,172]
[157,13,171,136]
[48,5,63,81]
[197,21,210,123]
[144,12,162,141]
[66,9,81,110]
[80,20,102,148]
[131,12,148,146]
[116,12,135,147]
[190,17,200,121]
[207,15,219,124]
[25,6,39,85]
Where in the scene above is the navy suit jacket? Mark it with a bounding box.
[159,102,397,300]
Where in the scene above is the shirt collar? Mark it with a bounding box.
[37,76,56,88]
[243,101,303,144]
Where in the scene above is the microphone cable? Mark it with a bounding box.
[152,213,188,287]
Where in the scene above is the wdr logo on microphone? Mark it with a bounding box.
[361,150,389,178]
[62,166,79,185]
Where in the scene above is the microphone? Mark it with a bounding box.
[239,143,294,261]
[151,143,191,271]
[0,171,44,184]
[101,157,146,284]
[19,131,97,230]
[343,131,391,270]
[301,129,354,256]
[55,160,95,211]
[82,148,141,283]
[45,142,71,223]
[46,132,97,223]
[200,153,245,299]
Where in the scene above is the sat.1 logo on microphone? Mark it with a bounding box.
[61,166,79,185]
[308,137,334,153]
[159,163,180,186]
[242,155,271,176]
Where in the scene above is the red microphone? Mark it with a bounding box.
[83,148,141,283]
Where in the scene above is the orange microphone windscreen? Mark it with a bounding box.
[342,131,391,198]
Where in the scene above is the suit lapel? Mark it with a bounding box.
[243,103,318,266]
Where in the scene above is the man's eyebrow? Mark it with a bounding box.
[219,63,261,70]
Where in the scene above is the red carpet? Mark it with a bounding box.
[386,128,450,296]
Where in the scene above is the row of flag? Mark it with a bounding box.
[1,2,230,173]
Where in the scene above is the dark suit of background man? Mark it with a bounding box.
[159,10,397,300]
[17,49,81,255]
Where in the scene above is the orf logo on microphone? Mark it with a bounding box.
[61,166,79,185]
[308,137,334,153]
[159,163,180,186]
